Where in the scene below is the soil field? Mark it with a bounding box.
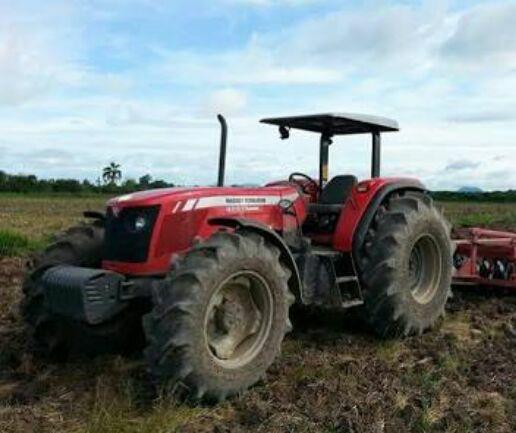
[0,195,515,433]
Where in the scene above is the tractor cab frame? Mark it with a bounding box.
[260,113,399,190]
[258,113,401,241]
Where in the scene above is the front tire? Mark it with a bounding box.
[143,231,294,402]
[357,191,452,337]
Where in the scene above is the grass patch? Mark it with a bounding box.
[84,387,207,433]
[0,229,44,257]
[0,194,106,242]
[375,340,405,363]
[472,392,508,426]
[440,312,475,345]
[436,352,462,375]
[454,212,495,227]
[288,364,337,384]
[438,201,516,231]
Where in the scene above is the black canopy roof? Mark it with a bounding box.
[260,113,399,136]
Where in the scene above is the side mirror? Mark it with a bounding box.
[279,125,290,140]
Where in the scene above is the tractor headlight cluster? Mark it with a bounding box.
[104,205,160,263]
[124,214,148,233]
[134,216,147,231]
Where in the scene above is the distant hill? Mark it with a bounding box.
[458,186,483,193]
[432,189,516,202]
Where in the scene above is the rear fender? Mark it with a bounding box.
[209,217,303,303]
[333,178,426,252]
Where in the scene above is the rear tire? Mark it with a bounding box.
[356,191,452,337]
[21,222,145,359]
[143,230,294,402]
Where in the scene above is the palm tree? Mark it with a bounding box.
[102,162,122,185]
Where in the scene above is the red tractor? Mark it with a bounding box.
[22,113,452,401]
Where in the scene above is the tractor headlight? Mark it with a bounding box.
[125,214,148,233]
[134,215,147,232]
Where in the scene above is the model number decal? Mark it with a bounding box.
[225,197,267,205]
[196,196,279,210]
[172,193,299,213]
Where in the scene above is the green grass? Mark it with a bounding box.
[84,388,208,433]
[0,229,45,257]
[0,193,107,252]
[438,201,516,231]
[375,340,405,362]
[0,194,109,258]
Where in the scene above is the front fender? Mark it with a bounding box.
[209,217,303,303]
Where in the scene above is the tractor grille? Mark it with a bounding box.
[104,205,160,263]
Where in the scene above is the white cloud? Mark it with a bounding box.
[444,159,481,171]
[0,26,57,105]
[205,88,248,115]
[154,48,342,86]
[0,2,94,106]
[1,0,515,190]
[446,111,516,123]
[151,2,451,88]
[441,1,516,69]
[224,0,324,6]
[253,1,453,75]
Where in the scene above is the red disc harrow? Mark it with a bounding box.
[453,228,516,290]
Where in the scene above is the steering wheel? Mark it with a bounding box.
[288,172,319,195]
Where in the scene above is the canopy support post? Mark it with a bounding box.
[319,133,332,191]
[371,131,381,178]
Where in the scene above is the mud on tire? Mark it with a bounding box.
[143,230,295,402]
[21,222,145,359]
[357,191,452,337]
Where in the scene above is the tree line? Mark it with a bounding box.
[0,165,515,201]
[0,163,174,194]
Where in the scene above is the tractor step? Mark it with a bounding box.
[311,246,341,257]
[297,247,364,308]
[341,299,364,308]
[337,275,362,308]
[336,276,358,284]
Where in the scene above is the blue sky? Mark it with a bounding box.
[0,0,515,190]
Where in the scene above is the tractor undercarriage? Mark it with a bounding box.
[38,239,365,329]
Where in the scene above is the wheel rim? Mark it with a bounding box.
[408,234,442,304]
[204,270,273,369]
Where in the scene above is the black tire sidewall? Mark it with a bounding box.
[359,193,452,336]
[181,254,288,393]
[146,231,292,400]
[388,208,452,324]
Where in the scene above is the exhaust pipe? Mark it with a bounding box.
[217,114,228,187]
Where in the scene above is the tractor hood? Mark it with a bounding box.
[107,187,190,206]
[106,185,301,212]
[102,184,304,275]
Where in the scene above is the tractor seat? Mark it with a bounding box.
[309,175,358,214]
